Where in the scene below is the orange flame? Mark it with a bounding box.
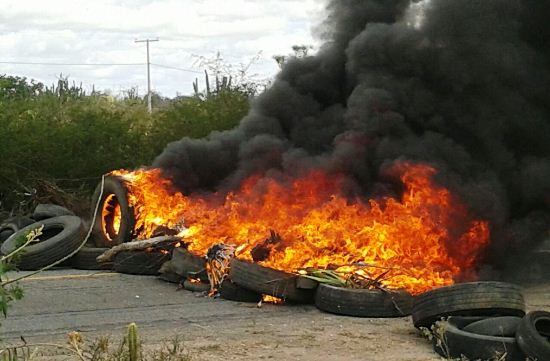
[261,295,284,304]
[101,193,122,241]
[108,163,490,294]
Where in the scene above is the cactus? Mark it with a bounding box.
[127,322,139,361]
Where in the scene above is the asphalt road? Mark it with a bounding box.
[2,269,549,360]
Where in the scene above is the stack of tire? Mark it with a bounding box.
[0,204,86,270]
[159,255,416,313]
[219,259,414,315]
[411,281,550,361]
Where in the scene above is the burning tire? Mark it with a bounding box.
[71,247,112,270]
[431,317,524,361]
[183,279,210,293]
[218,279,262,303]
[113,250,169,275]
[412,282,526,328]
[158,260,184,284]
[229,259,314,304]
[515,311,550,361]
[0,216,85,270]
[170,248,208,282]
[314,284,413,317]
[92,176,135,248]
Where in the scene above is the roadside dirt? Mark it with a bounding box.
[2,270,548,360]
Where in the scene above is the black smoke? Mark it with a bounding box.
[153,0,550,270]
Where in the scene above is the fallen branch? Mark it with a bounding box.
[96,236,181,263]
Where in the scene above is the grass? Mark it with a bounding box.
[0,324,192,361]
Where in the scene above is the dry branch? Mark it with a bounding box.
[96,236,180,263]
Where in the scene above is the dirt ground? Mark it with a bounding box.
[2,270,549,360]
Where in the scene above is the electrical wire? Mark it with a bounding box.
[0,61,144,66]
[150,63,202,73]
[0,60,202,74]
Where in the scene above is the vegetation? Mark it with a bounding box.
[0,226,44,330]
[0,73,251,216]
[0,322,192,361]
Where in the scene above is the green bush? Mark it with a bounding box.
[149,90,248,155]
[0,75,250,214]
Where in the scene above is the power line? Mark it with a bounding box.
[0,60,201,73]
[0,61,144,66]
[150,63,201,74]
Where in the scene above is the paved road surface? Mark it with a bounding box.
[2,269,549,360]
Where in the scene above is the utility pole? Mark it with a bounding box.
[135,38,159,113]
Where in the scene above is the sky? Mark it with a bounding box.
[0,0,325,97]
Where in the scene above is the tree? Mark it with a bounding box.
[0,75,44,100]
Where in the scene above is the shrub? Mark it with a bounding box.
[0,75,250,214]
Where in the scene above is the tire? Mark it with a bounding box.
[296,276,319,290]
[315,284,413,317]
[0,216,36,243]
[158,271,183,284]
[0,229,15,243]
[1,216,35,229]
[91,176,135,248]
[170,248,208,281]
[432,317,525,361]
[71,247,112,270]
[114,251,169,275]
[183,279,210,293]
[33,204,74,221]
[0,216,85,270]
[515,311,550,361]
[229,259,314,304]
[412,282,526,328]
[158,260,184,284]
[219,279,262,303]
[463,316,522,337]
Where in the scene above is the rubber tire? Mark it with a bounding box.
[33,204,74,221]
[71,247,112,270]
[219,279,262,303]
[0,229,15,243]
[229,259,314,304]
[183,279,210,293]
[0,216,36,243]
[515,311,550,361]
[158,271,183,284]
[158,260,184,284]
[432,317,525,361]
[315,284,413,317]
[170,248,208,281]
[463,316,522,337]
[412,282,526,328]
[0,216,85,270]
[114,251,169,275]
[91,176,135,248]
[1,216,35,229]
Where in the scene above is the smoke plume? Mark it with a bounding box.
[153,0,550,270]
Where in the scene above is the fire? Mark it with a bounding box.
[110,168,189,237]
[108,163,490,294]
[101,193,122,241]
[261,295,284,304]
